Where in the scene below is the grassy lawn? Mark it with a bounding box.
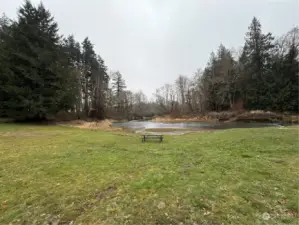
[0,124,298,224]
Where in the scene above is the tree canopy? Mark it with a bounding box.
[155,18,298,114]
[0,2,298,121]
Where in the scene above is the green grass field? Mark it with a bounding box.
[0,124,298,225]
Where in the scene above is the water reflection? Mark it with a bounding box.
[112,120,279,132]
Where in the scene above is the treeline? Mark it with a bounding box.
[107,71,157,119]
[0,1,298,122]
[0,1,152,121]
[155,18,298,115]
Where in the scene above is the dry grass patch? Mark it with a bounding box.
[60,119,122,131]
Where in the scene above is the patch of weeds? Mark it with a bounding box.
[241,153,252,158]
[271,159,285,164]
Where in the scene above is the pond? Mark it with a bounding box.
[112,120,280,134]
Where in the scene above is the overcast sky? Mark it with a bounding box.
[2,0,299,97]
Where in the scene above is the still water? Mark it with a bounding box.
[112,120,279,133]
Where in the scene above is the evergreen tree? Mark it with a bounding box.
[283,43,299,112]
[111,71,126,112]
[242,17,275,109]
[111,71,126,97]
[0,14,13,117]
[0,1,67,120]
[62,35,82,67]
[214,45,236,110]
[201,52,217,111]
[81,37,96,115]
[200,45,238,111]
[61,35,83,115]
[93,55,109,118]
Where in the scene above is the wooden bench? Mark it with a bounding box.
[141,135,163,142]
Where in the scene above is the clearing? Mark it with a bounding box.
[0,124,298,224]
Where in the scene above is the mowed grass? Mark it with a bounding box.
[0,124,298,225]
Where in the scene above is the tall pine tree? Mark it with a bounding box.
[111,71,126,112]
[241,17,274,109]
[0,1,68,120]
[281,38,299,111]
[0,14,13,117]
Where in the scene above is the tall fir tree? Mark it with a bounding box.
[281,41,299,111]
[111,71,126,97]
[92,55,109,119]
[111,71,126,112]
[0,1,69,120]
[242,17,275,109]
[81,37,96,115]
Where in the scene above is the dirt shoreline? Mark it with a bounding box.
[152,111,299,124]
[59,119,122,131]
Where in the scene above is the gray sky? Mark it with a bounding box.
[2,0,299,97]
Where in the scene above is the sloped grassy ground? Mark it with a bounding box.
[0,124,298,225]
